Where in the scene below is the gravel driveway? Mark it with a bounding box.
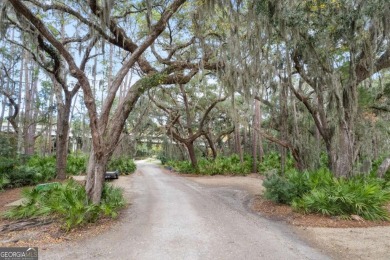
[41,161,329,260]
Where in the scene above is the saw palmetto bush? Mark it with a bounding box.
[263,173,296,204]
[3,180,126,230]
[66,154,87,175]
[166,160,194,173]
[263,168,334,204]
[26,156,56,182]
[264,168,390,221]
[1,156,56,188]
[167,155,253,175]
[197,155,252,175]
[292,177,390,221]
[108,157,136,175]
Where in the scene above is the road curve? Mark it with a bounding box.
[41,162,329,260]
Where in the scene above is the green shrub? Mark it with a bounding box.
[27,156,56,182]
[100,184,126,218]
[167,155,253,175]
[198,155,252,175]
[157,154,168,165]
[7,166,38,187]
[0,156,18,175]
[263,173,296,204]
[263,168,336,204]
[0,156,56,188]
[371,157,385,176]
[0,133,17,157]
[262,167,390,221]
[108,157,136,175]
[3,180,126,230]
[166,160,194,173]
[292,177,390,221]
[288,168,334,194]
[257,152,295,173]
[0,156,17,189]
[258,152,281,173]
[66,154,87,175]
[0,175,10,190]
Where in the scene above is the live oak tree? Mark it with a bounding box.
[208,0,390,177]
[265,0,390,176]
[149,81,227,168]
[1,10,91,178]
[5,0,223,203]
[3,0,389,197]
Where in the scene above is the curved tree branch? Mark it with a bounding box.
[0,89,19,133]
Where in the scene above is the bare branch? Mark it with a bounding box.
[0,89,19,133]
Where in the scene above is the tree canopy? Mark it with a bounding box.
[1,0,390,203]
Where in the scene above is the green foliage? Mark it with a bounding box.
[358,87,375,108]
[135,143,153,159]
[293,177,390,221]
[0,133,17,157]
[166,155,253,175]
[258,152,280,173]
[7,166,39,187]
[370,157,390,182]
[262,168,332,204]
[1,156,56,188]
[3,180,126,231]
[66,154,87,175]
[263,168,390,221]
[26,156,56,181]
[371,157,384,175]
[100,184,126,218]
[108,157,136,175]
[157,154,168,165]
[263,173,296,204]
[166,160,194,174]
[0,156,18,175]
[198,155,252,175]
[139,73,167,91]
[257,152,295,173]
[0,175,10,190]
[0,134,19,178]
[319,152,329,168]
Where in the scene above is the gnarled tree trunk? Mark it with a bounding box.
[85,152,109,204]
[185,142,198,169]
[326,121,356,177]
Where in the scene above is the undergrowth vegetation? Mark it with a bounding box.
[257,152,294,174]
[108,157,136,174]
[164,153,294,176]
[0,153,136,189]
[2,180,126,230]
[164,152,390,221]
[66,154,87,175]
[0,156,57,188]
[263,168,390,221]
[165,155,253,175]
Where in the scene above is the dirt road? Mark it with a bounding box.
[41,162,329,259]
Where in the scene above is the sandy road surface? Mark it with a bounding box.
[41,162,329,259]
